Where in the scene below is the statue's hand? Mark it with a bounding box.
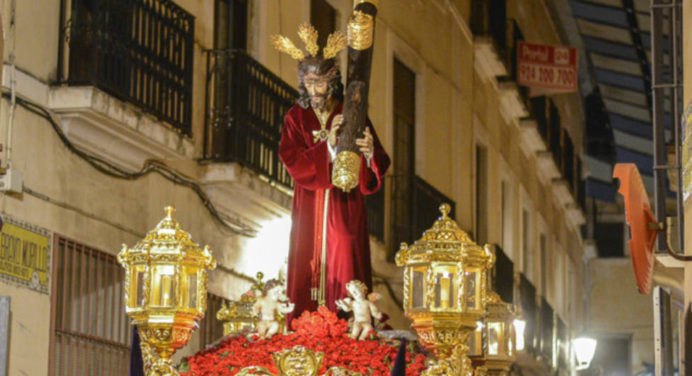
[328,118,342,148]
[335,299,350,312]
[356,127,374,160]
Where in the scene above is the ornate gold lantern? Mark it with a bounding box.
[481,292,517,375]
[395,204,494,375]
[118,206,216,375]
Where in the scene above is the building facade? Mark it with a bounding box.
[0,0,590,375]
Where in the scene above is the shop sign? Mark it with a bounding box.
[517,41,578,92]
[0,214,51,294]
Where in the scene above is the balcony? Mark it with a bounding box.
[52,0,196,170]
[471,0,509,80]
[383,175,456,258]
[59,0,194,134]
[203,50,297,189]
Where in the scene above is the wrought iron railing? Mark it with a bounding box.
[492,245,514,304]
[470,0,507,54]
[60,0,194,135]
[530,96,586,211]
[519,273,538,353]
[540,297,554,363]
[413,175,456,239]
[387,174,456,258]
[505,19,529,105]
[204,50,297,188]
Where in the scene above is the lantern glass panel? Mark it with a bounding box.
[468,325,483,356]
[187,271,198,309]
[464,271,479,309]
[412,268,426,309]
[131,268,146,308]
[433,269,456,309]
[487,321,502,356]
[152,265,176,307]
[508,325,514,356]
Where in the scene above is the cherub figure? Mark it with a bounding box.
[335,280,383,340]
[252,279,295,339]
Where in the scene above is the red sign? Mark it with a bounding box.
[517,41,578,92]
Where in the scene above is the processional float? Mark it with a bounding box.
[117,0,521,374]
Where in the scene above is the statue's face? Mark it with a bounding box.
[303,72,330,111]
[348,284,364,299]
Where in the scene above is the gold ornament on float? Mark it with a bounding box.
[216,272,267,336]
[118,206,216,376]
[235,346,360,376]
[396,203,495,376]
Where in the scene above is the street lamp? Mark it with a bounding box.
[118,206,216,375]
[573,336,597,370]
[396,204,495,375]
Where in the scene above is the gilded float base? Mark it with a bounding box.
[421,345,486,376]
[236,346,360,376]
[141,342,179,376]
[332,151,361,192]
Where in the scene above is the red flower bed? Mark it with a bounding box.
[181,307,427,375]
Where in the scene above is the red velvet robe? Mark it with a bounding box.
[279,102,390,320]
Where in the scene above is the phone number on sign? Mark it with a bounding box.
[518,64,576,89]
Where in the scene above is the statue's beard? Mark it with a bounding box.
[310,93,328,111]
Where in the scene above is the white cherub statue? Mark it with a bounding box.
[335,280,383,340]
[252,279,295,339]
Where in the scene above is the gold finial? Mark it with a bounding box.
[271,35,306,61]
[165,205,175,218]
[323,31,348,59]
[439,203,450,218]
[298,23,319,57]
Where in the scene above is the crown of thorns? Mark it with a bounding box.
[271,23,347,61]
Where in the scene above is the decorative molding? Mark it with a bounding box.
[536,151,561,184]
[48,86,195,171]
[473,36,507,83]
[519,118,547,155]
[551,178,572,206]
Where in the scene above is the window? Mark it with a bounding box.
[521,208,533,281]
[214,0,248,50]
[200,293,227,347]
[539,233,548,297]
[389,58,416,258]
[475,145,488,244]
[595,222,625,257]
[310,0,336,48]
[49,236,131,376]
[501,181,513,257]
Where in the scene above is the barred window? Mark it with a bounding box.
[199,293,227,347]
[49,236,131,376]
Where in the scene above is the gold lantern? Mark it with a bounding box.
[118,206,216,375]
[395,204,494,376]
[469,247,517,376]
[481,292,517,375]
